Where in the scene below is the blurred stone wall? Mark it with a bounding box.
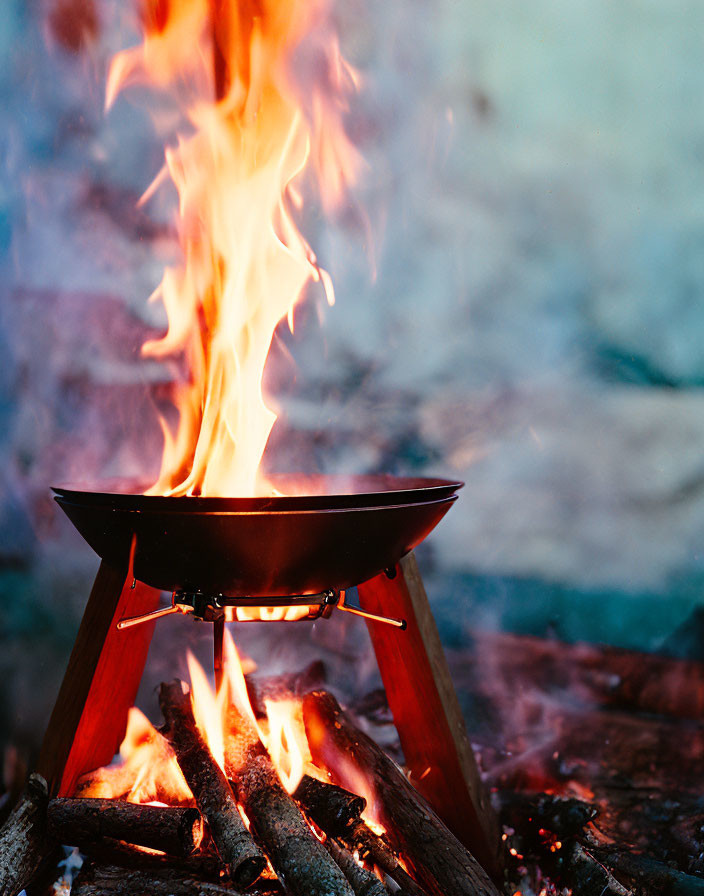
[1,0,704,759]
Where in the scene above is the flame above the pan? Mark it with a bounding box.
[107,0,361,496]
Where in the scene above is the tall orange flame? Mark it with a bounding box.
[107,0,361,496]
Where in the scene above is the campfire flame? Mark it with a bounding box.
[79,630,386,833]
[82,631,310,804]
[107,0,361,497]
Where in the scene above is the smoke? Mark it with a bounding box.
[2,0,704,768]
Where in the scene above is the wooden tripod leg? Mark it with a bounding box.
[357,551,502,879]
[38,560,162,797]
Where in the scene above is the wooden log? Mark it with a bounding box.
[590,847,704,896]
[47,798,203,857]
[0,774,51,896]
[159,681,266,888]
[303,690,501,896]
[81,837,223,878]
[358,554,502,879]
[293,775,365,837]
[71,862,283,896]
[224,704,354,896]
[562,843,632,896]
[323,838,390,896]
[38,560,161,797]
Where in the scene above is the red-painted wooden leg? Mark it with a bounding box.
[38,560,161,796]
[358,551,502,879]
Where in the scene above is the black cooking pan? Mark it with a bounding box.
[53,475,461,597]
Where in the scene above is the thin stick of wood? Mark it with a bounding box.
[303,690,501,896]
[47,798,203,858]
[159,681,266,888]
[0,774,51,896]
[224,703,354,896]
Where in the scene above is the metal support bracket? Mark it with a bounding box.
[117,584,407,630]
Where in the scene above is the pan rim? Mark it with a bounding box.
[51,473,464,512]
[54,492,458,517]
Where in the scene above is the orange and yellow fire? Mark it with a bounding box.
[77,630,387,830]
[107,0,361,496]
[80,632,313,801]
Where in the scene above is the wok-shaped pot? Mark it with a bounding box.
[54,475,461,596]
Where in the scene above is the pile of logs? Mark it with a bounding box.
[0,682,499,896]
[4,631,699,896]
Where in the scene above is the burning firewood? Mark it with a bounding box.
[302,690,501,896]
[223,703,355,896]
[322,837,390,896]
[80,837,223,879]
[496,790,599,844]
[0,773,51,896]
[246,661,328,719]
[71,862,283,896]
[292,775,366,837]
[47,798,204,858]
[73,709,189,805]
[342,820,430,896]
[159,681,266,888]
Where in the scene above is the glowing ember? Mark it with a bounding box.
[107,0,361,497]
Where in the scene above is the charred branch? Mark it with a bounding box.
[496,790,598,841]
[302,690,500,896]
[159,680,266,888]
[224,703,354,896]
[0,773,52,896]
[293,775,366,837]
[47,798,203,858]
[589,847,704,896]
[562,843,633,896]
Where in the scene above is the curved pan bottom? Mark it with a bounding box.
[55,479,459,597]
